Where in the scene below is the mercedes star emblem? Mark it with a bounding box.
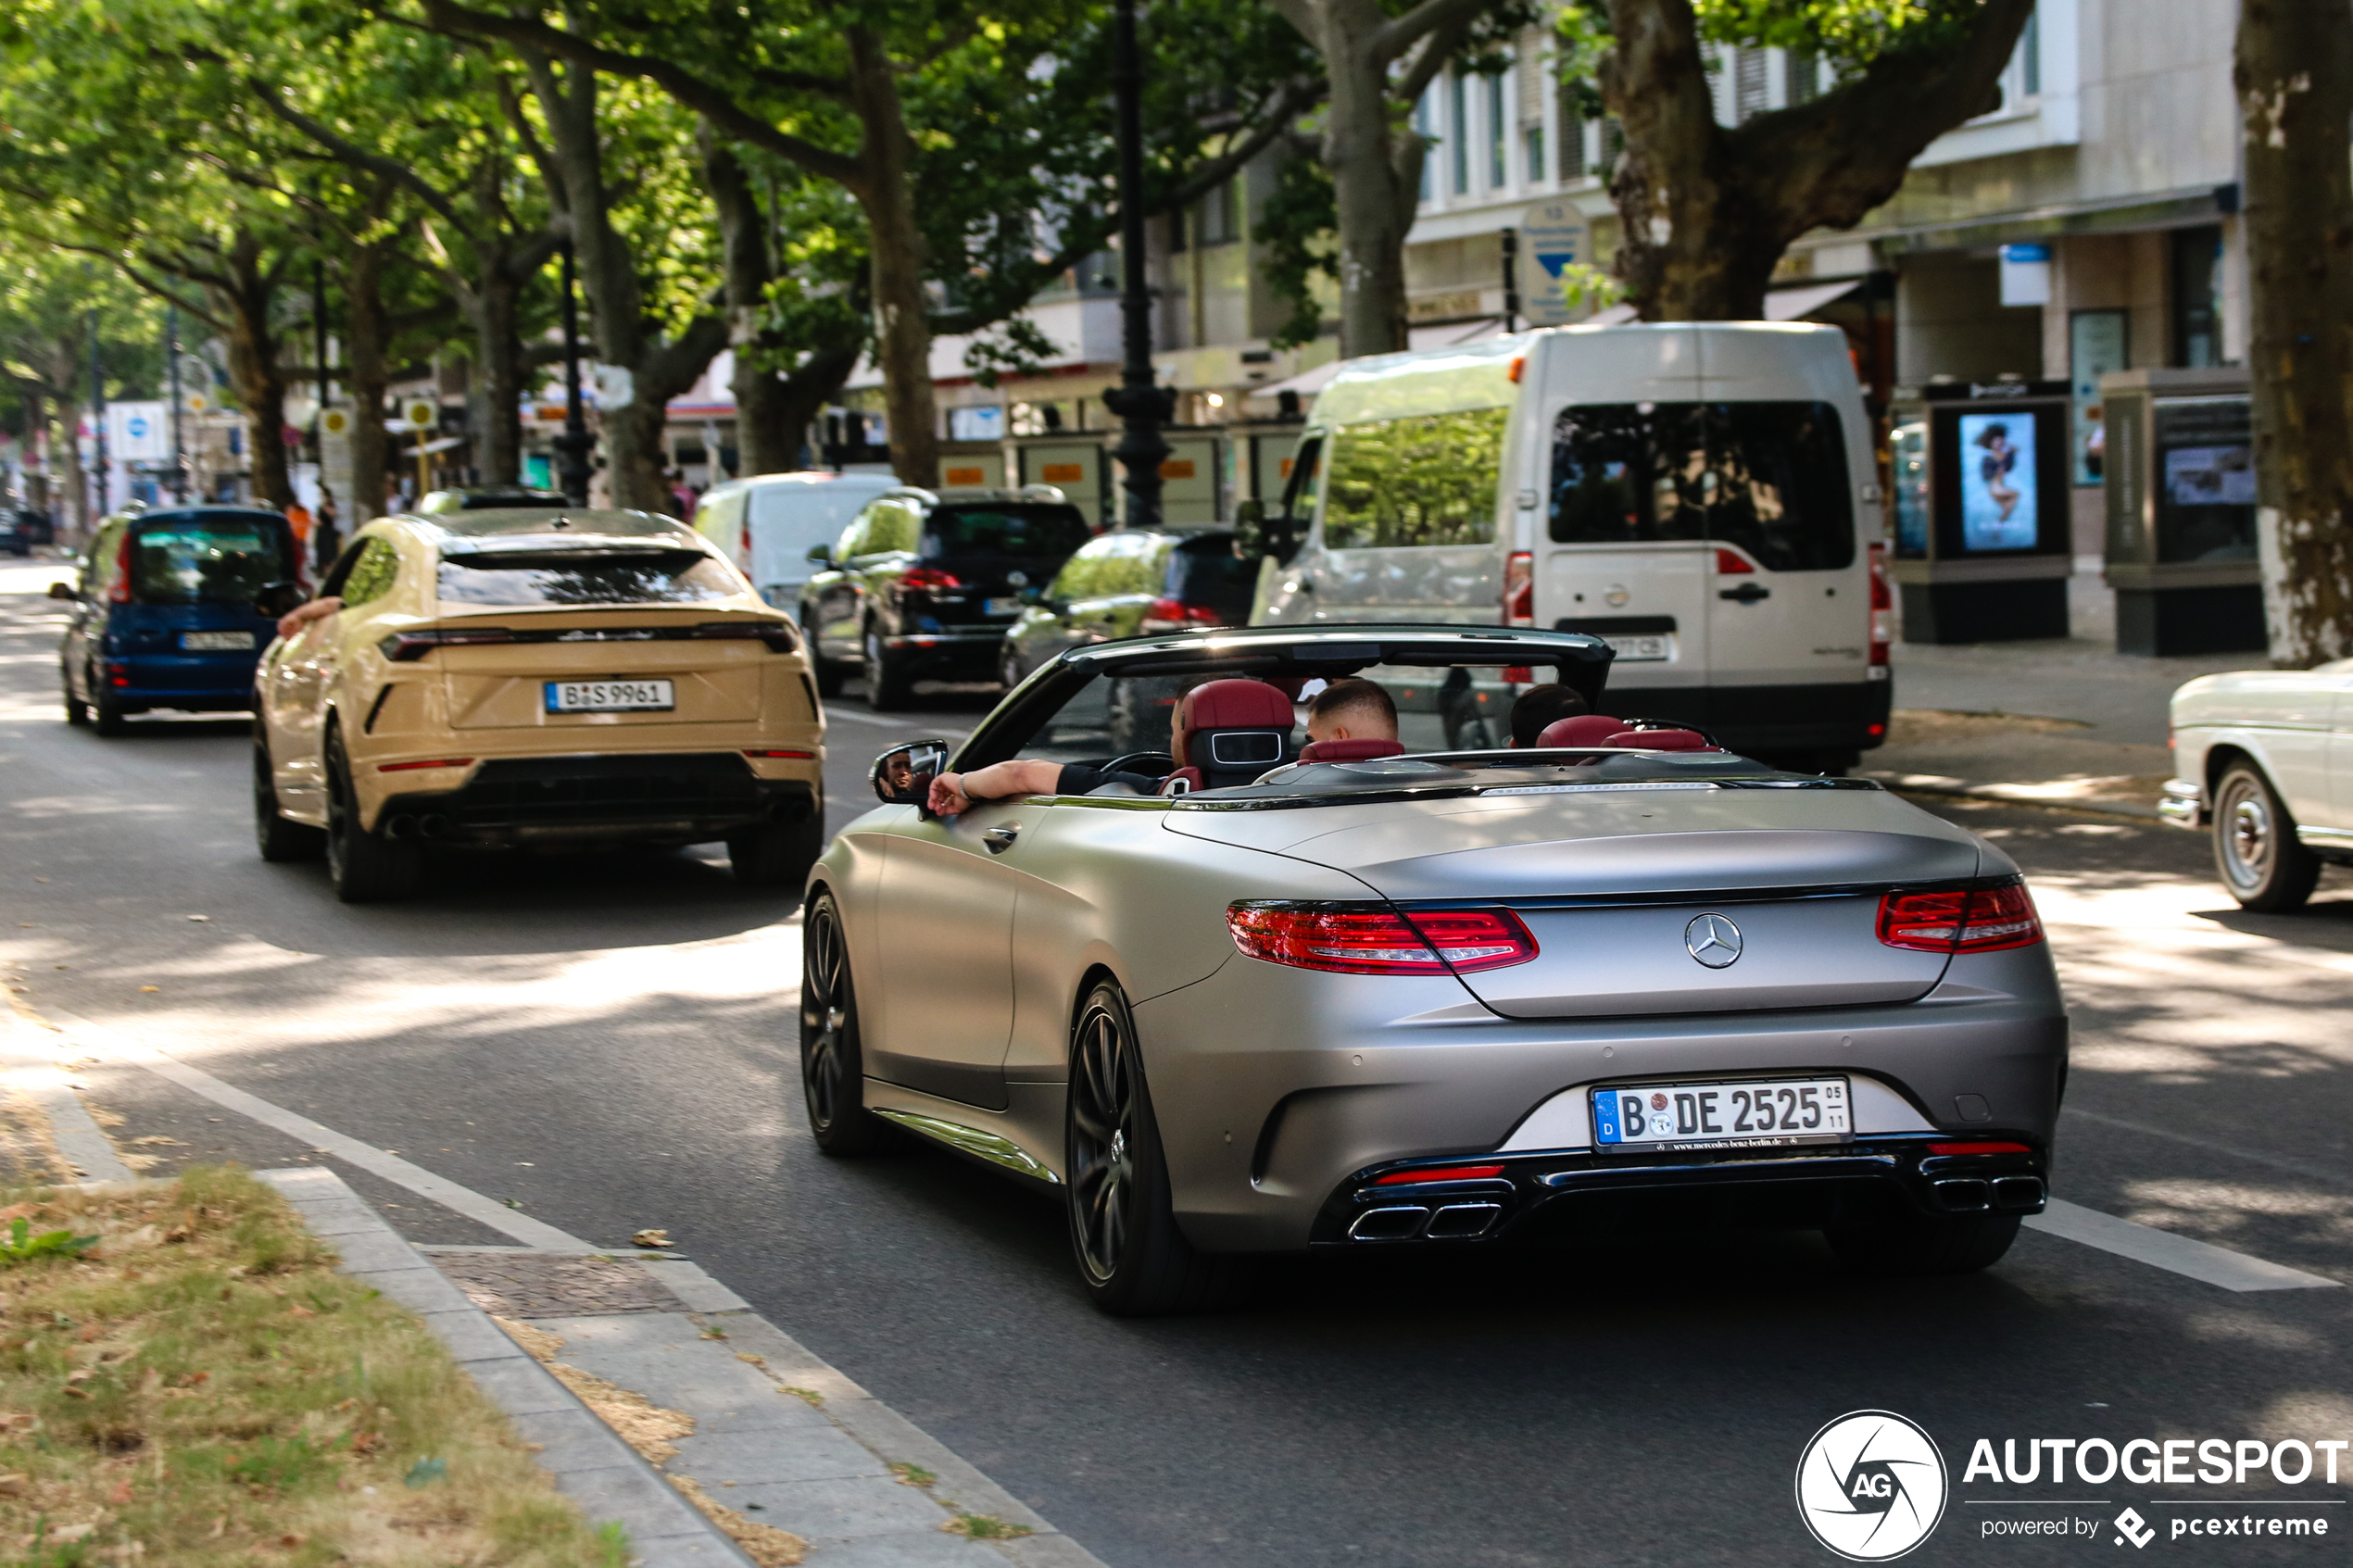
[1006,570,1029,588]
[1685,912,1743,968]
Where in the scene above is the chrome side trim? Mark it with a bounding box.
[2298,825,2353,849]
[871,1108,1062,1183]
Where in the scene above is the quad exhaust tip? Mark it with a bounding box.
[1933,1175,2046,1214]
[1347,1202,1504,1242]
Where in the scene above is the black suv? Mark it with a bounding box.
[799,487,1091,710]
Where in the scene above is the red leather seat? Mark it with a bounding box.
[1164,679,1298,790]
[1533,714,1629,749]
[1603,727,1713,751]
[1297,737,1406,763]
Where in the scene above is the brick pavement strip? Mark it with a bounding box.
[261,1166,1107,1568]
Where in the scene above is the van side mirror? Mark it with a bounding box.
[1234,497,1302,568]
[871,739,951,809]
[46,580,74,601]
[253,582,305,619]
[805,543,836,568]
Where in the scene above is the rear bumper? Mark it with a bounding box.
[1594,675,1893,758]
[2159,777,2203,829]
[880,627,1009,676]
[1314,1136,2049,1248]
[95,653,261,708]
[378,751,818,847]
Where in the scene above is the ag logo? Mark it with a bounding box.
[1795,1411,1947,1562]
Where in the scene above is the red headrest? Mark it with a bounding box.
[1172,679,1295,770]
[1298,738,1406,763]
[1534,714,1629,748]
[1604,727,1711,751]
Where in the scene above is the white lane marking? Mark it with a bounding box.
[2026,1198,2339,1292]
[2,1012,133,1182]
[48,1008,592,1250]
[821,709,914,727]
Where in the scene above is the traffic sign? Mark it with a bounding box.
[1520,200,1592,327]
[403,398,437,430]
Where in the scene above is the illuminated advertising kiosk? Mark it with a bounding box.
[2098,366,2265,656]
[1887,381,2072,642]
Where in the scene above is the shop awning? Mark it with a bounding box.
[1764,278,1865,320]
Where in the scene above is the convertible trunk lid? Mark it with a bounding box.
[1171,785,1982,1018]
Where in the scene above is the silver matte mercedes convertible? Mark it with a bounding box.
[802,626,2065,1314]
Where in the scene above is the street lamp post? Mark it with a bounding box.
[165,304,187,504]
[88,308,107,525]
[553,240,594,507]
[1100,0,1171,531]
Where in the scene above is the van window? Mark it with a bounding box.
[922,504,1090,559]
[1548,402,1855,571]
[436,547,738,606]
[751,485,862,560]
[124,512,295,606]
[694,490,747,550]
[1323,408,1508,549]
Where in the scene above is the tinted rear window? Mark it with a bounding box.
[1166,536,1256,618]
[436,548,737,606]
[126,513,292,607]
[921,505,1091,558]
[1549,402,1855,571]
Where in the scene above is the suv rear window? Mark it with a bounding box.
[921,505,1091,559]
[1548,402,1855,571]
[1166,535,1256,619]
[436,548,738,606]
[126,513,294,606]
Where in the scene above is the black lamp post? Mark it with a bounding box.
[553,239,594,506]
[1100,0,1171,530]
[166,304,187,505]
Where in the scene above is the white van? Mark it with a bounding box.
[694,471,902,610]
[1245,322,1892,769]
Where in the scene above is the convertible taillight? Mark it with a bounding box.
[901,566,963,589]
[1877,883,2044,953]
[1227,903,1537,975]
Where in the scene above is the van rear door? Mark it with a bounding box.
[1534,328,1708,719]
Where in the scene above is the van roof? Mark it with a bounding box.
[708,470,900,494]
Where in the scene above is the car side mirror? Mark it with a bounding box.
[45,580,74,601]
[871,739,951,809]
[1234,497,1301,567]
[805,543,836,568]
[253,582,305,619]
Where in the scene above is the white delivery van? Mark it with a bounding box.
[695,471,901,610]
[1245,322,1892,769]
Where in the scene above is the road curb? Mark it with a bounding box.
[2,1010,133,1182]
[257,1167,757,1568]
[1862,772,2166,822]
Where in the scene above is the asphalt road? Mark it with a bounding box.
[5,558,2350,1567]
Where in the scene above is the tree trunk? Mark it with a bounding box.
[1320,5,1412,357]
[1599,0,2032,320]
[700,127,799,475]
[207,232,292,508]
[342,242,394,521]
[774,345,861,470]
[467,267,526,483]
[2239,0,2353,667]
[53,394,87,538]
[845,26,938,488]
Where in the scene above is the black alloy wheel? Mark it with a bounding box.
[863,625,912,711]
[1064,979,1247,1315]
[62,663,87,727]
[800,891,887,1154]
[1826,1212,2020,1276]
[253,731,326,863]
[324,732,421,902]
[88,662,129,736]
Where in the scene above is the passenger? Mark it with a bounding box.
[1303,677,1398,747]
[277,595,342,641]
[1507,683,1589,746]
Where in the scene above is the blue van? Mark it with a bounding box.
[56,506,301,734]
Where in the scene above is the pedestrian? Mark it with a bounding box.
[669,468,697,518]
[283,495,313,573]
[311,487,342,575]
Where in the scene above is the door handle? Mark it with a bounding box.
[1718,582,1771,604]
[983,823,1021,853]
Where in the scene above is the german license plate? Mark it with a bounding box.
[181,630,255,651]
[985,596,1023,616]
[1592,1077,1850,1151]
[544,679,673,713]
[1603,633,1670,662]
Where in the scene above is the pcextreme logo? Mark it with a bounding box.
[1796,1411,1950,1562]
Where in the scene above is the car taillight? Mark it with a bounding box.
[1227,903,1538,975]
[1374,1164,1506,1185]
[1877,883,2043,952]
[744,747,816,759]
[901,566,962,589]
[379,628,517,660]
[377,757,473,771]
[1503,551,1533,626]
[1139,597,1224,633]
[1868,541,1892,668]
[107,530,134,604]
[1929,1142,2032,1156]
[1714,548,1755,575]
[694,621,799,652]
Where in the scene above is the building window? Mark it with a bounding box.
[1559,77,1586,179]
[2023,4,2040,95]
[1197,178,1239,246]
[1599,117,1624,179]
[2171,225,2224,368]
[1734,46,1768,122]
[1449,74,1470,194]
[1524,122,1545,186]
[1416,93,1434,202]
[1784,48,1818,107]
[1487,73,1507,187]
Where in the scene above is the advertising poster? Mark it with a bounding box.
[1958,410,2038,551]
